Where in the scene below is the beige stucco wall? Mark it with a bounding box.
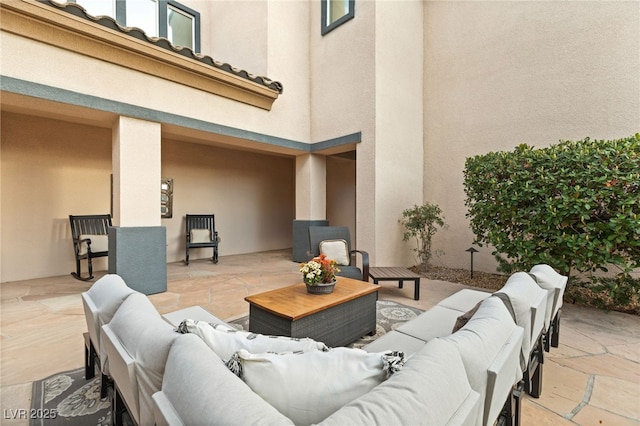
[198,1,268,76]
[326,155,356,236]
[373,0,425,267]
[308,0,376,256]
[161,139,295,263]
[0,112,295,282]
[0,112,112,282]
[424,0,640,273]
[0,30,308,145]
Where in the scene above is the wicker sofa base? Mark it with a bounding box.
[249,292,377,348]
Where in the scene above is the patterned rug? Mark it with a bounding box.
[229,299,424,349]
[30,367,111,426]
[30,300,422,425]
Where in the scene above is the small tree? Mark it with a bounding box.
[400,203,446,272]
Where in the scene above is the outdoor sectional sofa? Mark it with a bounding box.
[84,264,567,426]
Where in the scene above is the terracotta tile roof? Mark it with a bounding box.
[41,0,284,94]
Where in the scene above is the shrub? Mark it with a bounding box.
[399,203,446,272]
[463,134,640,281]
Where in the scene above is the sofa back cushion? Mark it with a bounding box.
[229,347,405,426]
[84,274,136,334]
[318,339,481,426]
[108,292,177,426]
[154,334,293,426]
[442,296,521,426]
[83,274,137,370]
[529,264,568,327]
[494,272,547,370]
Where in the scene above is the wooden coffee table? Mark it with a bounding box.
[245,277,379,347]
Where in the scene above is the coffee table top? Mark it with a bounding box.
[245,277,378,321]
[369,266,421,279]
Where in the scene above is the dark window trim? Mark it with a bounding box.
[321,0,355,36]
[161,0,201,53]
[109,0,200,52]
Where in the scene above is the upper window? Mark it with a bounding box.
[321,0,355,35]
[74,0,200,52]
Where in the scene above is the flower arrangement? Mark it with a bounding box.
[300,254,340,285]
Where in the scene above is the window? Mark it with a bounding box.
[321,0,355,35]
[167,4,195,49]
[74,0,200,52]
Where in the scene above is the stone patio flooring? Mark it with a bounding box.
[1,250,638,425]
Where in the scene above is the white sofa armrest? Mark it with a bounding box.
[485,326,525,426]
[151,391,185,426]
[101,323,140,424]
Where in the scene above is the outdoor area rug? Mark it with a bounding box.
[30,367,111,426]
[229,299,424,348]
[30,299,422,425]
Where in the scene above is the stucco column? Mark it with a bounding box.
[295,153,326,219]
[291,154,328,262]
[112,116,161,226]
[110,116,166,294]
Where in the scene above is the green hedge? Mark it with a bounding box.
[463,134,640,279]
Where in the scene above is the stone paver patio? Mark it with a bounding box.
[1,250,638,424]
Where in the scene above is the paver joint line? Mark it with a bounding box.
[565,374,595,420]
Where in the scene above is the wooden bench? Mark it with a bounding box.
[69,214,112,281]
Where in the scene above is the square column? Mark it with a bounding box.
[295,153,326,219]
[293,154,328,262]
[110,116,166,293]
[112,116,161,227]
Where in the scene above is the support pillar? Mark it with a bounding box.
[109,116,166,294]
[292,154,328,261]
[295,154,326,219]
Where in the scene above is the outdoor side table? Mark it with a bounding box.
[368,267,421,300]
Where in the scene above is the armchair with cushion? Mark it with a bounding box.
[308,226,369,281]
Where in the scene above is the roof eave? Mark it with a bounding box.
[0,0,281,110]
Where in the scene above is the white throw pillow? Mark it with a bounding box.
[227,347,405,426]
[177,319,329,362]
[319,239,350,266]
[190,228,211,244]
[78,234,108,255]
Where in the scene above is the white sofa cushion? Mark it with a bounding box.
[228,347,405,426]
[395,305,464,341]
[494,272,547,371]
[108,292,178,426]
[153,334,294,426]
[529,264,567,328]
[319,339,481,426]
[442,296,522,426]
[189,228,211,243]
[319,239,350,265]
[437,288,492,312]
[82,274,136,374]
[78,234,108,255]
[162,306,232,329]
[363,330,427,356]
[177,319,329,362]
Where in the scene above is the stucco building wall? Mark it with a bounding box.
[1,0,638,282]
[0,112,295,281]
[424,0,640,272]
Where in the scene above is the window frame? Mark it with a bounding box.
[321,0,355,36]
[74,0,200,52]
[159,0,200,52]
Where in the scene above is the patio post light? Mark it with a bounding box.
[465,247,478,278]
